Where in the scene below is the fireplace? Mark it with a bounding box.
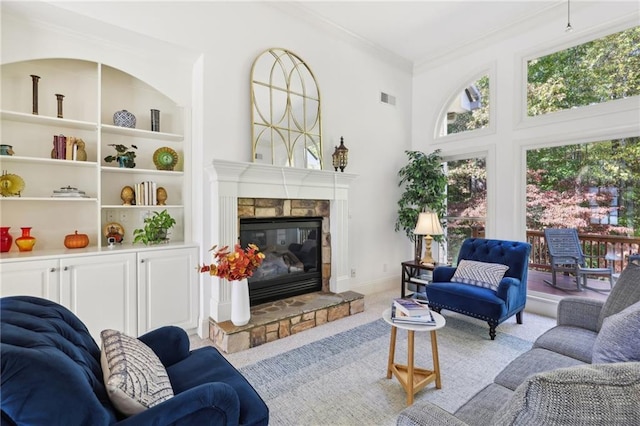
[205,159,356,326]
[240,217,323,305]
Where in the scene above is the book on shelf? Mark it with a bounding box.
[393,297,431,317]
[134,181,158,206]
[52,134,84,161]
[409,275,432,285]
[391,303,436,325]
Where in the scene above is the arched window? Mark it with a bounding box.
[439,75,490,137]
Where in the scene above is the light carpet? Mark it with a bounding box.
[239,312,555,426]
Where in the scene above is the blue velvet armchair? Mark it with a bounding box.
[425,238,532,340]
[1,296,269,426]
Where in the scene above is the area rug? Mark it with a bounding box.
[240,313,555,426]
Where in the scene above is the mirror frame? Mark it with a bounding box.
[250,48,323,169]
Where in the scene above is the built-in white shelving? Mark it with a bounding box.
[0,58,187,255]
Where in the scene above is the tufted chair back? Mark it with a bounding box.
[457,238,531,282]
[1,296,117,425]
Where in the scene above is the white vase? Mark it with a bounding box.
[231,278,251,326]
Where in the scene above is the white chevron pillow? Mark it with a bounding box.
[452,259,509,291]
[100,329,174,416]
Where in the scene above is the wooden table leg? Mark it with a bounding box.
[387,326,397,379]
[407,330,415,405]
[430,330,441,389]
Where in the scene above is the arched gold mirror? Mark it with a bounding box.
[251,48,323,169]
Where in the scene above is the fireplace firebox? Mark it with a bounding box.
[239,217,323,306]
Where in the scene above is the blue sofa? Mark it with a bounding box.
[426,238,531,340]
[1,296,269,425]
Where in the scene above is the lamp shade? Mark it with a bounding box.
[413,211,443,236]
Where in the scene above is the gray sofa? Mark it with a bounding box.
[398,262,640,426]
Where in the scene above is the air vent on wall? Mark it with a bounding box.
[380,91,396,106]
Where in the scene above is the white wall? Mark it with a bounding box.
[1,1,414,333]
[413,1,640,243]
[6,1,637,328]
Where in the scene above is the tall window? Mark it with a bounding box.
[526,138,639,235]
[527,26,640,116]
[443,157,487,264]
[441,75,490,136]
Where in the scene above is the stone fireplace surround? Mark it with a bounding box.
[205,159,358,322]
[239,198,330,299]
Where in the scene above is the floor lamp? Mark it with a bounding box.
[414,211,444,265]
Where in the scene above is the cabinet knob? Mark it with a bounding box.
[140,259,145,263]
[50,268,56,272]
[63,266,68,271]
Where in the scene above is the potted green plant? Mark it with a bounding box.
[104,144,137,168]
[395,150,447,259]
[133,210,176,245]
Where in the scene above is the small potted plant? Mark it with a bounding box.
[104,144,137,168]
[133,210,176,245]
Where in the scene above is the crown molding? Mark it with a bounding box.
[413,2,562,74]
[269,2,413,75]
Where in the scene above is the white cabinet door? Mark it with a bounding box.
[137,246,198,334]
[0,259,60,301]
[60,253,137,343]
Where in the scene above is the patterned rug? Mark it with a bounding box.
[240,313,555,426]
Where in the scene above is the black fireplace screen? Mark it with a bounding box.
[239,217,322,305]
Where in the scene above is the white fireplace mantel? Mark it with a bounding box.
[204,159,357,322]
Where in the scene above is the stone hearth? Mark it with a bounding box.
[209,291,364,353]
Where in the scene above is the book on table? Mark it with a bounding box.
[391,303,436,325]
[393,297,431,317]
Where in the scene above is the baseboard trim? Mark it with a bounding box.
[351,276,396,295]
[525,293,559,319]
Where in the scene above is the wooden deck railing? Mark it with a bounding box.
[526,230,640,273]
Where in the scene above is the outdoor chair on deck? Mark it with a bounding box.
[543,228,613,292]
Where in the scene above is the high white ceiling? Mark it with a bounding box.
[292,1,562,65]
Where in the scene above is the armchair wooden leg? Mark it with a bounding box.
[488,323,496,340]
[516,311,523,324]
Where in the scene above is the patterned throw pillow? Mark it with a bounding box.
[452,259,509,291]
[100,329,174,416]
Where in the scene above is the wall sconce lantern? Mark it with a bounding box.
[332,137,349,172]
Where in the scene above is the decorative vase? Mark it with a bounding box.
[31,74,40,115]
[113,110,136,128]
[0,144,14,156]
[0,227,12,252]
[15,227,36,252]
[55,94,65,118]
[118,156,135,168]
[151,109,160,132]
[231,279,251,326]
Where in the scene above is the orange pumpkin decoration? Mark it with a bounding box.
[64,231,89,249]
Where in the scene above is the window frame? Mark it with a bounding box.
[433,65,497,142]
[516,20,640,129]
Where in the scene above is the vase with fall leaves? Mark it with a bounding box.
[200,244,265,326]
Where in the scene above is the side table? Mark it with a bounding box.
[401,260,435,298]
[382,307,446,405]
